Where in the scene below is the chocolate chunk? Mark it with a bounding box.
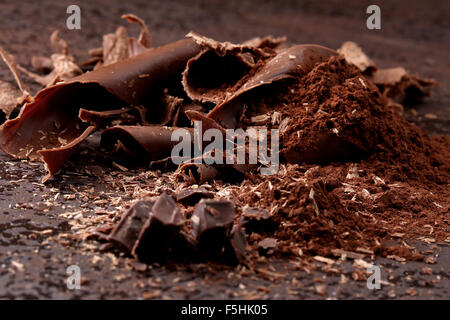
[176,187,214,206]
[191,199,235,258]
[240,207,278,233]
[132,193,184,262]
[223,225,247,265]
[109,200,154,254]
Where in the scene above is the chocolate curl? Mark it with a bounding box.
[182,32,275,105]
[371,67,436,105]
[0,39,201,181]
[101,125,193,163]
[223,224,248,265]
[207,44,337,128]
[17,30,83,87]
[338,41,377,74]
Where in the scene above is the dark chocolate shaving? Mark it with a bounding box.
[101,125,193,165]
[223,224,248,265]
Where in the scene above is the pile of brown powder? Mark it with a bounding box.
[235,56,449,263]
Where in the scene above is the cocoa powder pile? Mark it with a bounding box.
[235,56,449,263]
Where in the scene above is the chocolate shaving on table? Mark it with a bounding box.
[132,193,184,262]
[0,47,30,94]
[109,199,155,255]
[17,30,83,87]
[178,146,259,185]
[207,44,337,128]
[191,199,235,258]
[178,110,265,184]
[101,125,193,164]
[0,39,201,182]
[31,56,54,73]
[78,107,135,125]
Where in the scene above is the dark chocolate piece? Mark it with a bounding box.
[132,193,184,262]
[175,187,214,206]
[240,207,278,233]
[182,32,273,105]
[108,199,154,254]
[191,199,235,258]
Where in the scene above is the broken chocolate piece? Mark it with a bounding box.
[132,193,184,262]
[109,199,154,254]
[175,187,214,206]
[223,224,248,265]
[78,107,135,125]
[191,199,235,259]
[240,207,278,233]
[96,14,152,69]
